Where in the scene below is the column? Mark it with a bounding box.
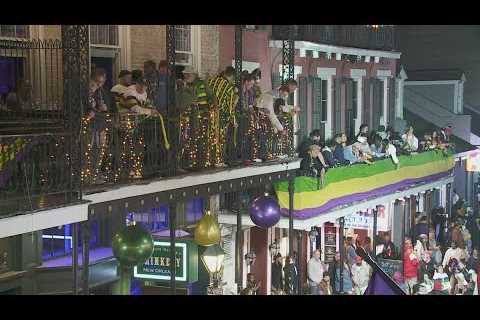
[72,223,79,295]
[166,25,177,176]
[338,217,345,293]
[235,192,244,292]
[81,220,91,295]
[288,176,295,256]
[169,202,177,295]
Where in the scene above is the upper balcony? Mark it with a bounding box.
[271,25,396,52]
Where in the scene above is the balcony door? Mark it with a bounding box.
[90,25,120,90]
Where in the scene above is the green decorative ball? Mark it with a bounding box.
[112,224,154,267]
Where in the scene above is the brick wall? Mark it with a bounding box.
[130,25,166,70]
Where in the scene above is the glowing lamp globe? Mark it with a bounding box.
[194,211,221,246]
[112,224,154,267]
[249,195,281,228]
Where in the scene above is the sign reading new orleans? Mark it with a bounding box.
[134,239,198,283]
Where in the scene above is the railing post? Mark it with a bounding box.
[235,192,244,293]
[166,25,177,177]
[169,202,177,295]
[72,222,79,295]
[373,207,378,260]
[288,175,295,256]
[232,25,243,164]
[81,219,91,295]
[61,25,89,202]
[338,217,345,293]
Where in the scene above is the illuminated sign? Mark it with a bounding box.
[133,239,198,283]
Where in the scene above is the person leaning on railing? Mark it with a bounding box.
[116,77,169,178]
[299,144,329,188]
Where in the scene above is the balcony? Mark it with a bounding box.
[273,150,454,220]
[271,25,396,51]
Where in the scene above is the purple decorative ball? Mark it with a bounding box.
[249,196,281,228]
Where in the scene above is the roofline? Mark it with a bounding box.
[269,40,401,60]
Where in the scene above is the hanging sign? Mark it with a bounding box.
[134,239,198,283]
[343,207,390,232]
[466,150,480,172]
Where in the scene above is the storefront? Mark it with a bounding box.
[133,237,210,295]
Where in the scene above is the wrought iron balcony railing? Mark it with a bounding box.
[272,25,396,51]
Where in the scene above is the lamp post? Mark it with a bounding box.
[201,244,226,295]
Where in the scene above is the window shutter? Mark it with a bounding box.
[333,77,342,135]
[298,76,309,138]
[363,77,370,129]
[372,79,382,130]
[388,77,396,125]
[345,78,354,141]
[311,77,323,132]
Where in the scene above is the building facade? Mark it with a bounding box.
[0,25,463,295]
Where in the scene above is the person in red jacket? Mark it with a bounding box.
[404,238,419,295]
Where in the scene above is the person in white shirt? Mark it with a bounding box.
[351,256,371,295]
[401,126,419,152]
[308,249,326,295]
[442,241,467,270]
[383,138,400,169]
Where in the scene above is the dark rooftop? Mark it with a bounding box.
[405,69,465,82]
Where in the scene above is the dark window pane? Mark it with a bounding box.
[1,25,15,37]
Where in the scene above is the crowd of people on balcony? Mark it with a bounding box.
[298,122,454,186]
[82,60,302,183]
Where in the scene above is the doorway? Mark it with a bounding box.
[91,56,115,91]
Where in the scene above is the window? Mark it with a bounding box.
[352,81,358,119]
[0,25,28,38]
[175,25,193,66]
[89,25,119,46]
[321,79,328,121]
[312,78,328,127]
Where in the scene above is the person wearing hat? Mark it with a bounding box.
[351,255,371,295]
[176,66,216,170]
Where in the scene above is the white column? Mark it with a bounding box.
[266,228,272,295]
[382,78,388,126]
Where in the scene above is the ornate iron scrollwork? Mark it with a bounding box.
[62,25,89,199]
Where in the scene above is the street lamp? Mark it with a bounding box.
[201,244,225,293]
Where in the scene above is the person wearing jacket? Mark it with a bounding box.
[298,129,322,159]
[283,255,298,295]
[271,253,284,294]
[404,238,419,295]
[333,133,350,165]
